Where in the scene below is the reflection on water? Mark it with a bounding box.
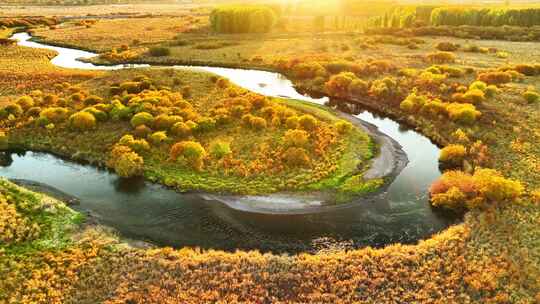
[4,31,460,253]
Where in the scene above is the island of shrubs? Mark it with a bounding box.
[0,72,374,196]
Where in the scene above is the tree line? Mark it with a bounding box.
[209,5,278,34]
[368,6,540,28]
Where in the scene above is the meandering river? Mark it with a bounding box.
[0,32,457,253]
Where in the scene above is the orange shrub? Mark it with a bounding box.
[324,72,356,98]
[477,71,512,85]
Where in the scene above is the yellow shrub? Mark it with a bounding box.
[298,114,318,131]
[335,120,353,134]
[148,131,168,145]
[69,111,96,131]
[108,145,144,178]
[0,196,41,245]
[283,129,310,148]
[430,169,523,210]
[170,141,207,171]
[40,107,69,123]
[439,144,467,167]
[446,103,481,124]
[283,147,310,168]
[118,134,150,153]
[285,116,300,129]
[16,95,34,110]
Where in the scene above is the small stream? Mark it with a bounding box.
[0,32,457,253]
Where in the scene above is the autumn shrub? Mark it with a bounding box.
[298,114,318,131]
[148,131,168,145]
[452,129,470,144]
[170,141,207,171]
[421,99,447,117]
[469,81,487,92]
[283,147,310,167]
[69,92,85,103]
[84,107,108,122]
[209,141,232,159]
[477,71,512,85]
[110,101,133,121]
[196,117,217,132]
[216,78,229,89]
[24,106,40,117]
[171,122,192,138]
[484,85,499,98]
[247,94,267,109]
[324,72,356,98]
[149,46,171,57]
[430,169,523,210]
[154,114,183,131]
[285,116,300,129]
[69,111,96,131]
[462,89,486,104]
[348,79,369,96]
[426,51,456,63]
[131,112,154,128]
[335,120,354,134]
[0,132,8,150]
[3,104,23,118]
[439,144,467,167]
[108,145,144,178]
[418,71,446,85]
[400,91,427,113]
[84,95,103,106]
[283,129,310,148]
[16,96,34,110]
[523,90,540,103]
[120,81,144,94]
[292,62,326,79]
[436,65,464,78]
[134,125,152,138]
[260,106,276,119]
[436,42,459,52]
[0,195,41,245]
[369,77,398,99]
[118,134,150,153]
[251,116,268,130]
[40,107,69,123]
[513,64,537,76]
[446,103,481,124]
